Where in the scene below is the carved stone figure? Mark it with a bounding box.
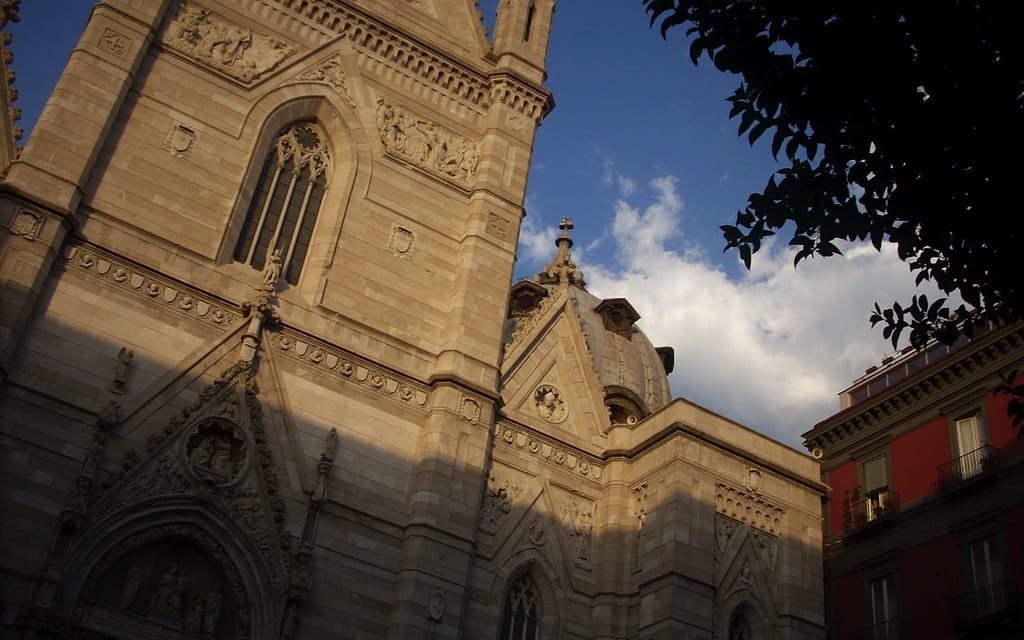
[163,2,294,83]
[562,502,594,568]
[150,564,186,617]
[374,98,481,184]
[119,561,142,610]
[185,595,205,632]
[109,347,133,394]
[480,475,518,533]
[186,420,246,485]
[715,515,739,560]
[203,589,222,635]
[262,248,282,289]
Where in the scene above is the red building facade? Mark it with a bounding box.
[804,324,1024,639]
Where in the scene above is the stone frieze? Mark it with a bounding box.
[63,245,240,329]
[493,423,602,482]
[161,1,295,84]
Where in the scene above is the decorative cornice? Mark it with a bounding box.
[715,482,784,536]
[266,0,551,120]
[62,244,241,329]
[267,329,429,409]
[804,325,1024,456]
[493,421,603,483]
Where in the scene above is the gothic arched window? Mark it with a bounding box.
[233,122,330,285]
[499,574,539,640]
[729,611,752,640]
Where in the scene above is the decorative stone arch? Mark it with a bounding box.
[220,84,371,301]
[489,550,564,640]
[56,497,280,640]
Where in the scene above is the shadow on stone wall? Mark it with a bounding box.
[0,302,825,640]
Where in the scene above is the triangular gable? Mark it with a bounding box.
[501,295,611,443]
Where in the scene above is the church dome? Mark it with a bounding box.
[506,218,674,425]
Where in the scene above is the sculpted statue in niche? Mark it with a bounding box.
[109,347,133,395]
[150,563,187,618]
[86,540,236,638]
[185,419,248,486]
[534,384,567,423]
[561,501,594,568]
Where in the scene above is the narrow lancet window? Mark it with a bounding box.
[499,574,539,640]
[234,122,330,285]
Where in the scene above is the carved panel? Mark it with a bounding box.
[375,99,480,185]
[294,54,355,106]
[479,473,522,534]
[9,210,42,240]
[161,1,295,84]
[98,28,131,58]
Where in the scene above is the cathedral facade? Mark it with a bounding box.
[0,1,824,638]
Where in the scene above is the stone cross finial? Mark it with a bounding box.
[537,217,585,288]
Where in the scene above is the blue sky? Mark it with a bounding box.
[9,1,927,448]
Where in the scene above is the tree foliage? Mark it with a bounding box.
[644,0,1024,350]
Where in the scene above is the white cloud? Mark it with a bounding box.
[518,208,558,265]
[576,176,939,448]
[602,158,638,198]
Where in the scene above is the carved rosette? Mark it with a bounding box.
[533,384,567,423]
[374,98,480,186]
[161,1,295,84]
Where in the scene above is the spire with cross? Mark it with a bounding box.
[537,217,586,288]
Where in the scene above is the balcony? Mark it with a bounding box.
[841,488,900,540]
[846,617,904,640]
[937,445,999,496]
[952,580,1017,633]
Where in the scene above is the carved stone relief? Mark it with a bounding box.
[426,590,445,622]
[375,98,480,185]
[184,419,249,487]
[162,1,295,84]
[486,213,511,240]
[9,210,42,240]
[534,384,567,423]
[109,347,133,395]
[98,28,131,58]
[504,292,555,353]
[714,514,738,561]
[561,501,594,569]
[751,529,779,573]
[480,474,522,534]
[460,397,481,423]
[527,517,545,546]
[387,225,415,259]
[633,482,648,570]
[745,468,762,493]
[295,55,356,106]
[166,124,196,157]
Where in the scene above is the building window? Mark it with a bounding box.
[953,412,988,479]
[499,574,539,640]
[233,122,330,285]
[966,536,1007,619]
[868,574,897,639]
[863,454,890,522]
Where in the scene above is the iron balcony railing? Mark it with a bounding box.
[842,488,900,533]
[937,444,998,488]
[846,617,904,640]
[953,580,1013,626]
